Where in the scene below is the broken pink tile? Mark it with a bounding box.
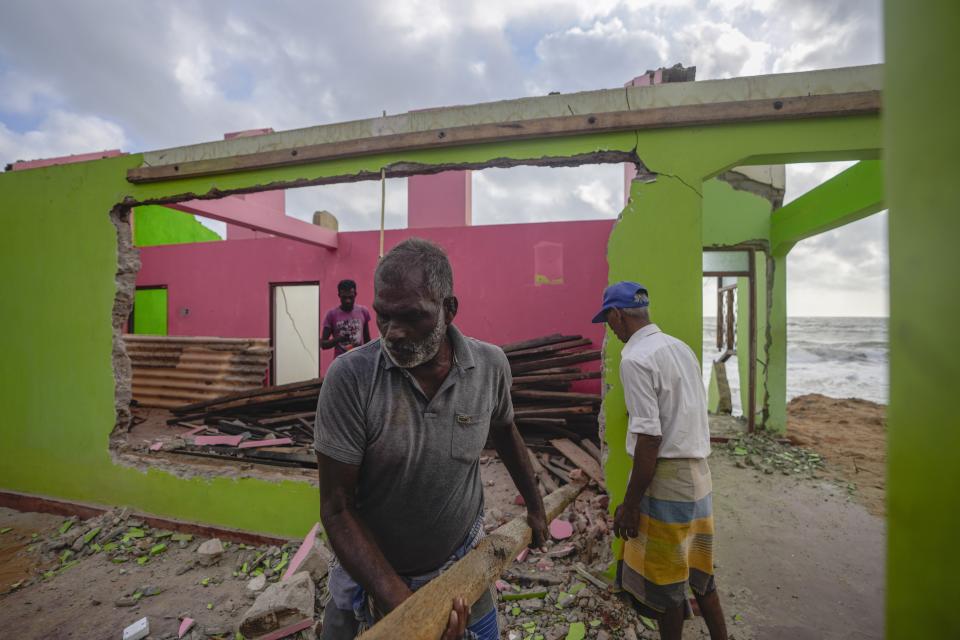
[238,438,294,449]
[183,426,205,437]
[495,579,512,592]
[178,618,194,638]
[514,495,526,506]
[193,435,244,447]
[549,518,573,540]
[515,548,529,563]
[283,522,319,581]
[149,442,164,451]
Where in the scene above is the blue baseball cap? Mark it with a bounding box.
[591,281,649,323]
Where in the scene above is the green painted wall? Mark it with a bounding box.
[133,204,222,247]
[766,252,788,432]
[885,1,960,635]
[702,177,772,246]
[0,134,644,537]
[0,103,883,539]
[133,289,168,335]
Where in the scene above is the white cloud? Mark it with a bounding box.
[0,0,885,315]
[0,110,128,165]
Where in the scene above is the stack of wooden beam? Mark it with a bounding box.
[503,333,601,444]
[501,333,606,493]
[163,378,322,469]
[156,332,608,489]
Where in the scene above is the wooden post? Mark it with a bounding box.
[725,289,736,352]
[716,278,723,351]
[357,482,585,640]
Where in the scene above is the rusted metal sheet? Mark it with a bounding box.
[125,335,271,409]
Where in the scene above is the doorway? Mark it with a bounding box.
[271,283,320,385]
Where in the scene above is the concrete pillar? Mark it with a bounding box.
[407,171,472,228]
[885,0,960,634]
[223,129,285,240]
[604,173,703,537]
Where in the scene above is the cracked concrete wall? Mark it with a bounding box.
[110,205,139,439]
[0,78,880,537]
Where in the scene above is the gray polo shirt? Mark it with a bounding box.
[314,324,514,575]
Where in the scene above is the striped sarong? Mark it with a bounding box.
[619,457,716,614]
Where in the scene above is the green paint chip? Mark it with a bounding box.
[59,520,74,535]
[0,527,12,534]
[511,606,521,616]
[82,527,101,545]
[589,620,601,627]
[207,603,214,610]
[502,589,547,601]
[568,582,586,594]
[564,622,586,640]
[136,556,149,565]
[149,543,167,556]
[522,622,537,632]
[640,615,657,630]
[171,533,194,543]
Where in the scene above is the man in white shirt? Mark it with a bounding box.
[593,281,727,640]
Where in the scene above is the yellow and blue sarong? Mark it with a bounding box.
[619,458,716,614]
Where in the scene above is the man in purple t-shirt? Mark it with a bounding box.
[322,279,372,358]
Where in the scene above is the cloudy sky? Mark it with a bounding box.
[0,0,885,316]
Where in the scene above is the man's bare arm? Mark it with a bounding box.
[317,452,412,611]
[490,421,550,547]
[613,434,661,539]
[320,326,341,350]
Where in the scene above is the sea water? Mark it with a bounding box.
[701,316,888,414]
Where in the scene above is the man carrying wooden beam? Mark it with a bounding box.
[315,238,549,639]
[593,282,728,640]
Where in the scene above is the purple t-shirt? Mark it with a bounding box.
[323,305,371,357]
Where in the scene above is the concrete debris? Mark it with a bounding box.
[122,616,150,640]
[239,571,315,639]
[247,574,267,592]
[196,538,224,566]
[293,537,333,583]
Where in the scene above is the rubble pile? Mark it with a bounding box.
[723,432,826,477]
[489,489,661,640]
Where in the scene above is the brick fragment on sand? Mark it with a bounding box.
[514,495,526,506]
[239,571,315,639]
[516,548,530,563]
[283,523,332,583]
[178,617,194,638]
[196,538,224,566]
[549,518,574,540]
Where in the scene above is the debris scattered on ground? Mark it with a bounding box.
[239,571,315,639]
[722,431,825,477]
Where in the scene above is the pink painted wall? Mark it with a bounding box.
[408,171,472,228]
[136,220,612,386]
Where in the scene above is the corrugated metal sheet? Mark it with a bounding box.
[125,335,271,409]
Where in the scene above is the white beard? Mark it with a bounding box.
[384,308,446,368]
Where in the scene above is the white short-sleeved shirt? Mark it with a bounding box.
[620,323,711,459]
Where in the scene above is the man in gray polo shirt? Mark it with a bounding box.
[315,238,549,640]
